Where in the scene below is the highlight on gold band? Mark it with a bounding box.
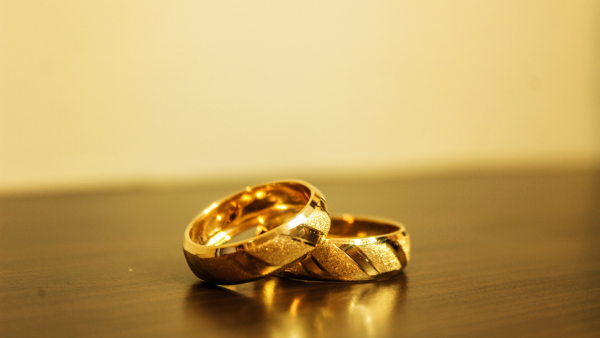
[183,181,331,285]
[278,215,409,282]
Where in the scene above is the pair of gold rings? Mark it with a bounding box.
[183,180,410,285]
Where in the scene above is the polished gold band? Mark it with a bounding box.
[278,215,410,282]
[183,181,331,285]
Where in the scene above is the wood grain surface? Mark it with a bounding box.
[1,169,599,338]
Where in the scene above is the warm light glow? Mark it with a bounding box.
[354,232,377,245]
[354,236,376,245]
[275,204,288,210]
[203,202,218,215]
[258,216,265,224]
[216,215,222,221]
[289,298,301,316]
[206,231,230,246]
[262,278,277,310]
[256,191,265,199]
[288,214,307,228]
[343,214,355,224]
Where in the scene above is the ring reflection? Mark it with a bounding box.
[185,275,408,338]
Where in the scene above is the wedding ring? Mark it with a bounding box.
[278,215,409,282]
[183,180,331,284]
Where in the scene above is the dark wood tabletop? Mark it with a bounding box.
[1,169,599,338]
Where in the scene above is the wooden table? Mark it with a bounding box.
[1,169,599,337]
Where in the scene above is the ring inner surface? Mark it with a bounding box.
[189,182,311,246]
[326,218,398,239]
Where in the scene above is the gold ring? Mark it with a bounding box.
[183,180,331,284]
[278,215,409,282]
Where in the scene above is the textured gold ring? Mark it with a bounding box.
[278,215,410,282]
[183,180,331,284]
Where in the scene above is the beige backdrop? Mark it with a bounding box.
[1,1,599,193]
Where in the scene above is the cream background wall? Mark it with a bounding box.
[1,1,599,193]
